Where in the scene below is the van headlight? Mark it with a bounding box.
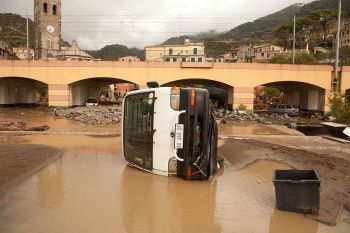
[168,157,177,174]
[170,87,180,110]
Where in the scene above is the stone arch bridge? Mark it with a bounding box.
[1,60,349,112]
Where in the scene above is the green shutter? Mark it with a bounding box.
[198,57,202,62]
[193,48,197,55]
[169,49,173,55]
[191,57,195,62]
[182,57,186,62]
[172,58,177,62]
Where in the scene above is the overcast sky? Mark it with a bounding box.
[1,0,313,50]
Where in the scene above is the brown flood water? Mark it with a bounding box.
[0,135,349,233]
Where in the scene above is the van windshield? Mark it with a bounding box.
[123,92,155,170]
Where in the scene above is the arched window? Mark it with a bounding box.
[47,40,52,50]
[53,5,57,15]
[43,3,48,13]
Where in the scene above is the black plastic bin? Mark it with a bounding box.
[273,169,320,215]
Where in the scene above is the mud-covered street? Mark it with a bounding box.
[0,108,350,233]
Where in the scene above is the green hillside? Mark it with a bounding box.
[86,44,145,61]
[164,0,350,55]
[0,13,35,48]
[0,13,70,49]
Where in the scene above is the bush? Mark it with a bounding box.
[268,53,319,65]
[238,104,247,111]
[328,94,350,121]
[266,87,281,99]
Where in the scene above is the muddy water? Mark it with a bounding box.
[0,108,119,132]
[0,135,349,233]
[219,124,290,136]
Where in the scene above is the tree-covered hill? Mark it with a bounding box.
[0,13,35,48]
[86,44,144,61]
[164,0,350,55]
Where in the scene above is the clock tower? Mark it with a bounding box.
[34,0,61,60]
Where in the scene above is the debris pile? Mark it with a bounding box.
[213,108,308,125]
[56,105,122,124]
[0,121,49,131]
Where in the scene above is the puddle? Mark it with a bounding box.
[0,135,349,232]
[242,159,292,183]
[218,124,290,136]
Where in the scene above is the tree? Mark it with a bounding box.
[308,9,338,47]
[276,25,292,50]
[269,54,289,64]
[276,18,313,51]
[268,53,318,65]
[340,46,350,66]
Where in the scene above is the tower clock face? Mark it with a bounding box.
[47,25,55,33]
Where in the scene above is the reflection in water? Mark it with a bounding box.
[243,159,292,183]
[121,166,221,233]
[218,124,290,136]
[37,159,64,209]
[269,209,318,233]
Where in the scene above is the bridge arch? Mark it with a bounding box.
[0,75,49,85]
[254,81,327,112]
[68,77,139,106]
[161,78,234,108]
[0,76,48,106]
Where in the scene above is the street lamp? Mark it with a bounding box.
[334,0,342,92]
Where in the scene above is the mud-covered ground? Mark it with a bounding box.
[219,137,350,226]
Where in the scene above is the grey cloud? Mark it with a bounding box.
[1,0,313,50]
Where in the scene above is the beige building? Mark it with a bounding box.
[13,47,34,60]
[119,56,140,62]
[340,23,350,47]
[231,44,283,63]
[0,41,18,60]
[145,39,205,62]
[56,40,95,61]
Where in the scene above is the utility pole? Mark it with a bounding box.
[334,0,342,92]
[292,15,296,64]
[26,13,30,60]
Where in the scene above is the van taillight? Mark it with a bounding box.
[170,86,180,110]
[190,89,196,107]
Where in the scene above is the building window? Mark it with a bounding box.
[182,57,186,62]
[267,54,270,59]
[198,57,203,62]
[43,3,48,13]
[47,40,52,50]
[172,58,177,62]
[165,57,170,62]
[191,57,195,62]
[193,48,198,55]
[169,48,173,55]
[53,5,57,15]
[272,47,275,52]
[261,53,264,57]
